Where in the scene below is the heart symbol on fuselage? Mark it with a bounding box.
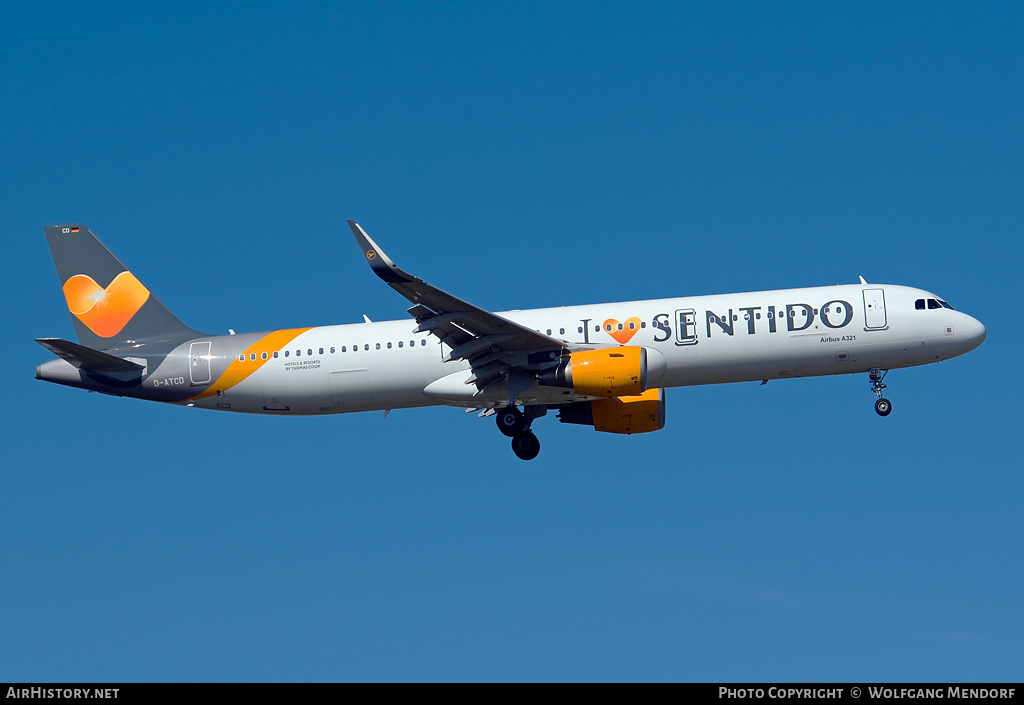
[603,317,643,344]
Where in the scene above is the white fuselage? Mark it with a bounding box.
[176,283,985,415]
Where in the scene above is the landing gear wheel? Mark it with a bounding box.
[511,431,541,461]
[496,407,526,437]
[868,369,892,417]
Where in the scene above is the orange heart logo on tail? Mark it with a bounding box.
[62,271,150,338]
[603,317,643,344]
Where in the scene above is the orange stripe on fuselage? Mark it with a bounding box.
[189,327,312,401]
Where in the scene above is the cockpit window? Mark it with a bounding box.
[939,300,954,310]
[928,299,942,309]
[915,299,925,310]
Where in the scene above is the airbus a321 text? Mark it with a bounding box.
[36,222,986,460]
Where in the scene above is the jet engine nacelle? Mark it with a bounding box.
[557,388,666,435]
[538,346,664,398]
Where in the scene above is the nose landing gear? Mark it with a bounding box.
[495,405,545,460]
[869,368,892,417]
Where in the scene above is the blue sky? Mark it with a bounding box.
[2,1,1021,681]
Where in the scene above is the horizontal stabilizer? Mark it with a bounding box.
[36,338,144,373]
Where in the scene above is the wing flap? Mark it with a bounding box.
[414,311,469,334]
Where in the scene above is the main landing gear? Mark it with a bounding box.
[869,368,892,417]
[495,405,543,460]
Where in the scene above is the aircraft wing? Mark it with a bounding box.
[348,221,567,388]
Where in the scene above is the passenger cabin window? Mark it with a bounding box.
[319,347,324,355]
[261,352,268,360]
[273,351,278,358]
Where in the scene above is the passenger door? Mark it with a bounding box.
[189,342,212,385]
[863,289,888,330]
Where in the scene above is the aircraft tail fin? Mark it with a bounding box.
[43,224,203,349]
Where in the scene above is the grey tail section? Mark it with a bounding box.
[44,224,204,350]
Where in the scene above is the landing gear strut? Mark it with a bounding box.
[869,368,892,417]
[496,405,545,460]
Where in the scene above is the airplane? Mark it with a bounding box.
[35,222,987,460]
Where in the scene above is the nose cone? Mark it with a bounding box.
[963,315,986,352]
